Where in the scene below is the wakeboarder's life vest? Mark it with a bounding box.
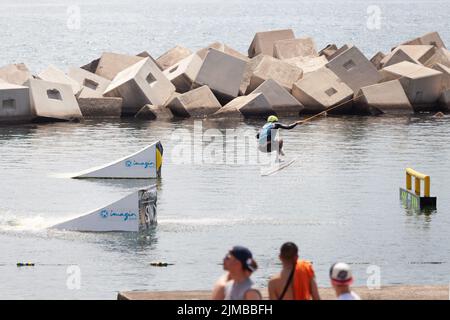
[258,122,275,146]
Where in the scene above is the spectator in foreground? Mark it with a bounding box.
[268,242,320,300]
[212,246,262,300]
[329,262,361,300]
[211,259,231,300]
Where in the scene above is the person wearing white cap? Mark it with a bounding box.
[329,262,361,300]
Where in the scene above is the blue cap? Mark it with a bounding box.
[229,246,257,272]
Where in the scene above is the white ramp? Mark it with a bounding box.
[72,142,163,179]
[51,185,157,232]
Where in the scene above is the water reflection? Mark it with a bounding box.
[49,226,159,255]
[0,124,37,142]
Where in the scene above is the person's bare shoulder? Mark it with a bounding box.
[269,272,282,282]
[245,289,262,300]
[268,273,283,299]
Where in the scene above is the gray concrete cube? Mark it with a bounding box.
[380,61,443,111]
[68,67,111,99]
[273,37,318,60]
[355,80,413,115]
[157,46,193,70]
[192,48,247,103]
[0,82,33,124]
[167,85,221,118]
[95,52,145,80]
[163,54,202,93]
[326,45,382,93]
[248,29,295,58]
[26,78,82,121]
[250,79,304,115]
[38,65,82,95]
[77,97,122,118]
[247,56,303,93]
[292,67,354,113]
[104,57,175,116]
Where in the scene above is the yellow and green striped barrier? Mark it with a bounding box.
[399,168,436,210]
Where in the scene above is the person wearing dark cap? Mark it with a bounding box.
[268,242,320,300]
[218,246,262,300]
[329,262,361,300]
[211,254,232,300]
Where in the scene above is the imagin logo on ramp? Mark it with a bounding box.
[125,160,155,169]
[99,210,137,221]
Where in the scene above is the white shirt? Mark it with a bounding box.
[338,291,361,300]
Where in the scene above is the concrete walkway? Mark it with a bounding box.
[118,285,449,300]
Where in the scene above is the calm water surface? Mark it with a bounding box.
[1,116,450,299]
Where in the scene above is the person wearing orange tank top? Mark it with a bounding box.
[268,242,321,300]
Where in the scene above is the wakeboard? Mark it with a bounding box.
[260,158,296,176]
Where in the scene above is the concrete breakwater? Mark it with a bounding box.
[0,30,449,125]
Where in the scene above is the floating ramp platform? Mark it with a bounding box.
[72,142,163,179]
[51,185,157,232]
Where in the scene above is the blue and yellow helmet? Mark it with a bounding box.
[267,115,279,123]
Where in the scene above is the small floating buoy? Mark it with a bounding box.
[17,263,35,267]
[433,112,445,118]
[150,262,173,267]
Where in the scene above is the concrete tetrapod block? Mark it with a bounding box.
[326,45,382,93]
[0,82,33,124]
[432,63,450,91]
[370,52,386,70]
[68,67,111,98]
[354,80,413,115]
[318,44,338,60]
[250,79,304,115]
[163,54,202,93]
[135,104,173,120]
[211,93,274,118]
[239,54,266,96]
[0,63,33,85]
[156,46,193,70]
[135,52,163,71]
[284,56,328,75]
[381,45,436,68]
[38,65,82,96]
[77,97,122,118]
[400,31,446,49]
[292,67,354,114]
[273,37,318,60]
[26,79,82,121]
[81,58,100,74]
[192,48,247,104]
[104,57,176,116]
[247,56,303,93]
[380,61,443,111]
[248,29,295,58]
[424,48,450,68]
[166,85,221,118]
[197,42,248,61]
[95,52,145,80]
[327,44,350,61]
